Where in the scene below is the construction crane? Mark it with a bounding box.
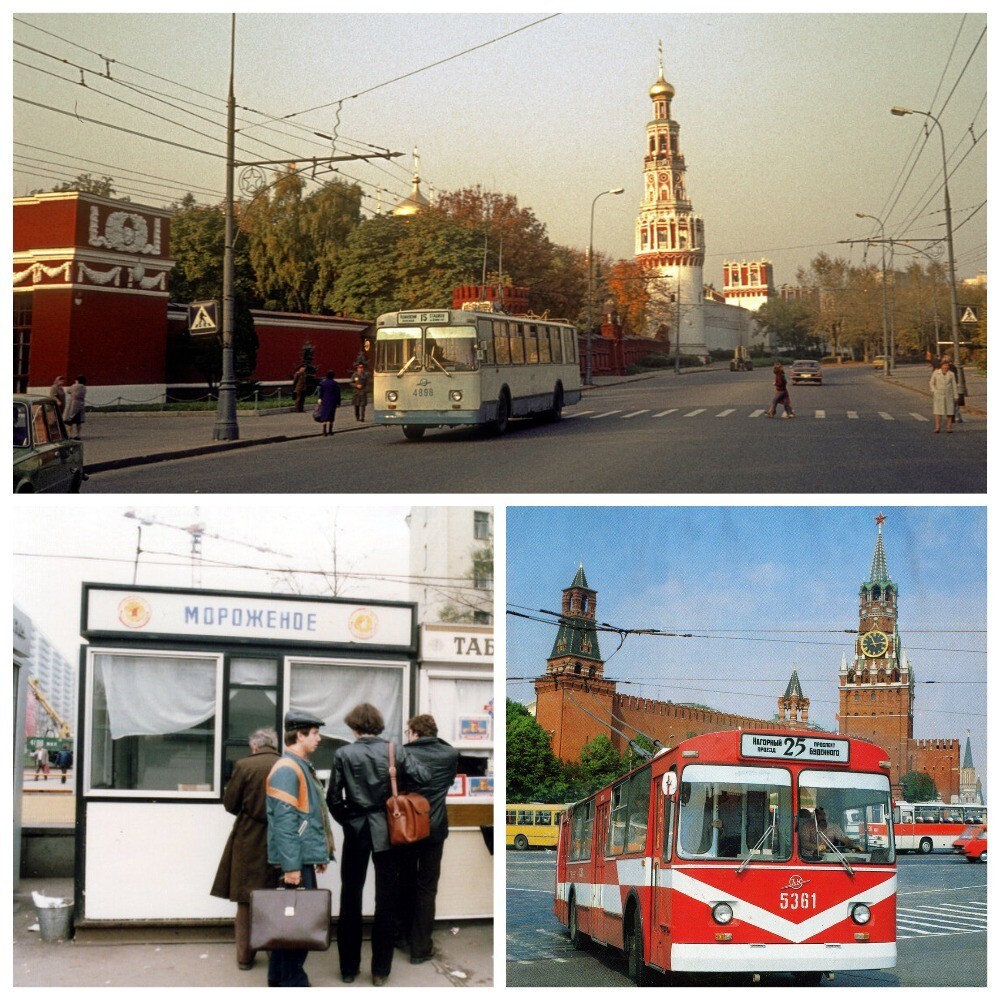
[124,509,295,586]
[28,678,72,739]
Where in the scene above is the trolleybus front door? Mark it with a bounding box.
[650,771,675,970]
[594,798,613,945]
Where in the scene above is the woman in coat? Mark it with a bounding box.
[326,703,429,987]
[63,375,87,438]
[316,370,341,436]
[766,363,794,418]
[929,356,957,433]
[210,727,280,970]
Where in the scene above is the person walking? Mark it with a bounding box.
[48,375,67,410]
[929,356,957,433]
[32,744,49,781]
[54,743,73,785]
[211,728,281,971]
[64,375,87,438]
[351,363,369,423]
[265,711,336,989]
[765,363,794,418]
[292,364,309,413]
[315,370,341,437]
[327,703,429,987]
[394,715,459,964]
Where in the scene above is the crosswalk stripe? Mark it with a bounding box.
[879,411,894,420]
[716,408,735,417]
[653,409,678,417]
[815,410,826,419]
[622,409,650,419]
[590,410,623,419]
[684,409,706,417]
[750,409,765,418]
[562,410,593,419]
[911,413,930,421]
[848,411,859,419]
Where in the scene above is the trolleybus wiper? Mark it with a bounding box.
[427,353,452,377]
[396,356,420,377]
[818,828,855,876]
[736,814,777,874]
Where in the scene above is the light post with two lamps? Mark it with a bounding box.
[855,212,891,379]
[584,187,624,386]
[890,105,966,396]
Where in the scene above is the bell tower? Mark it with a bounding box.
[838,513,914,792]
[545,564,604,679]
[634,41,707,354]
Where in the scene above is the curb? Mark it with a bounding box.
[874,373,986,417]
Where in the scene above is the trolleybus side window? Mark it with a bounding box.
[626,765,651,853]
[479,322,495,366]
[661,768,677,861]
[510,324,525,364]
[550,327,563,364]
[570,799,594,861]
[608,782,627,854]
[525,324,539,364]
[563,328,578,364]
[538,325,552,363]
[493,321,511,365]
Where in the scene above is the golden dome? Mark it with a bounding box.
[649,71,674,100]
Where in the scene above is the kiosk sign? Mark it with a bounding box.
[741,733,850,763]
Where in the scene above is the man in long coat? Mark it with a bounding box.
[211,727,281,970]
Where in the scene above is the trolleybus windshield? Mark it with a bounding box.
[797,770,894,864]
[376,325,479,374]
[677,764,792,861]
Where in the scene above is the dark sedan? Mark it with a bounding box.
[791,360,823,385]
[14,394,84,492]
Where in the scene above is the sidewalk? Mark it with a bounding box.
[14,877,493,988]
[878,362,987,416]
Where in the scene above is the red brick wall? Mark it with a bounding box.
[908,739,961,803]
[839,683,913,793]
[533,677,615,762]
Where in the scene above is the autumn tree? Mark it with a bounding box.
[33,173,119,198]
[608,259,652,336]
[755,297,821,356]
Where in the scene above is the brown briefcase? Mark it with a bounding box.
[249,886,332,952]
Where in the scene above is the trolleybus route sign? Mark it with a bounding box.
[740,733,850,763]
[397,310,450,324]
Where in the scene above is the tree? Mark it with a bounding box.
[577,735,622,791]
[505,699,563,802]
[439,544,493,624]
[33,173,119,198]
[900,771,938,802]
[755,297,821,356]
[608,259,652,336]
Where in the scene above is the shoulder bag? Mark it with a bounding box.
[386,741,431,846]
[249,885,332,952]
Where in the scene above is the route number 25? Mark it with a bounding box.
[780,892,817,910]
[781,737,807,757]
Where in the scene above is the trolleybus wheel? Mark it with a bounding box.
[401,425,426,441]
[792,971,824,986]
[568,896,590,950]
[624,906,651,986]
[544,384,564,422]
[918,837,933,854]
[492,391,510,435]
[513,834,528,851]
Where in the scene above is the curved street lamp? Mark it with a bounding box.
[890,106,965,394]
[856,212,891,379]
[585,187,625,386]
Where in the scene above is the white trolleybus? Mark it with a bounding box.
[555,729,896,985]
[373,308,581,440]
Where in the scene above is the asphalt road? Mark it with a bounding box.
[86,368,985,494]
[505,851,987,987]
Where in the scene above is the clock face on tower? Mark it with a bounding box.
[860,630,889,658]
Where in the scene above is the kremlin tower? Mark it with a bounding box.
[634,43,707,355]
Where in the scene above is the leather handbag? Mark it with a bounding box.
[386,741,431,846]
[249,886,332,952]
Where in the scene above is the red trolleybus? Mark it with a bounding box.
[555,730,896,985]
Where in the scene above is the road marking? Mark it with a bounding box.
[683,409,706,417]
[815,410,826,419]
[847,411,859,419]
[879,411,894,420]
[507,886,559,894]
[749,409,765,418]
[716,409,735,417]
[911,413,930,421]
[563,410,594,419]
[622,409,650,419]
[590,410,623,419]
[653,409,678,417]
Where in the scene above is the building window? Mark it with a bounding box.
[224,657,279,783]
[14,291,33,393]
[473,511,491,540]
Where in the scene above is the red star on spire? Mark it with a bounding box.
[874,512,887,527]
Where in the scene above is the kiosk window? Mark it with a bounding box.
[90,652,220,793]
[224,657,279,782]
[427,675,493,747]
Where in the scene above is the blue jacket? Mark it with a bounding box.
[266,751,336,872]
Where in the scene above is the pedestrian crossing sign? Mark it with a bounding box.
[960,307,978,324]
[188,300,219,335]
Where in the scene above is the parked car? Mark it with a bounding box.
[952,824,986,854]
[963,825,987,863]
[791,360,823,385]
[13,394,84,493]
[872,355,891,369]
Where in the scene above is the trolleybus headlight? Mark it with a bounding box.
[712,902,734,925]
[386,391,398,402]
[449,389,463,402]
[851,903,872,925]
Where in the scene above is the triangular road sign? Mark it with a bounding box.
[960,306,978,324]
[191,305,216,331]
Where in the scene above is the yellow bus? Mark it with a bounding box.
[506,802,567,850]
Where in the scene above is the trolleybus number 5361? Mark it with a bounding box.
[780,891,818,910]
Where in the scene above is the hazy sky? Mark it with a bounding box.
[13,503,414,664]
[506,506,987,794]
[12,9,987,286]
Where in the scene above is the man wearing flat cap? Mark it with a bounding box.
[265,710,336,987]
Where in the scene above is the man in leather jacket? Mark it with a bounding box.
[395,714,460,963]
[326,703,429,986]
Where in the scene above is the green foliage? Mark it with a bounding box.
[755,297,822,356]
[900,771,938,803]
[35,173,119,197]
[505,699,564,802]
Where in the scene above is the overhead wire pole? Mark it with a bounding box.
[213,15,402,442]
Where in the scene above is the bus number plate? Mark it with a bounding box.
[412,387,434,398]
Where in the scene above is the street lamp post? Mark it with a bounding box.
[585,187,624,386]
[891,105,966,395]
[856,212,891,379]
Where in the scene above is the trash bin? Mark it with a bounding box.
[35,899,74,942]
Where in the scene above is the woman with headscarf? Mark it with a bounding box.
[929,356,957,433]
[315,370,341,437]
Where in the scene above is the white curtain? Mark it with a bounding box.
[290,661,403,742]
[96,653,218,740]
[231,657,278,705]
[428,677,493,744]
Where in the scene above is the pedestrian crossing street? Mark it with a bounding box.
[897,899,988,939]
[564,406,944,424]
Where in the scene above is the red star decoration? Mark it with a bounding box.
[874,513,887,527]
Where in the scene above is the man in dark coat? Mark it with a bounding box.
[395,714,459,963]
[211,727,280,970]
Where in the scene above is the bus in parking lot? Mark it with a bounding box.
[373,308,581,440]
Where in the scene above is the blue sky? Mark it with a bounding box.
[506,506,987,794]
[12,11,987,283]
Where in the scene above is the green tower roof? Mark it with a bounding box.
[868,517,892,585]
[963,736,974,770]
[570,563,591,590]
[783,668,805,701]
[549,563,601,663]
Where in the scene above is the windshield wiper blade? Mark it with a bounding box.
[819,829,855,876]
[737,822,776,874]
[396,356,419,377]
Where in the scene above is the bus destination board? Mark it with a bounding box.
[740,733,850,763]
[398,311,450,324]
